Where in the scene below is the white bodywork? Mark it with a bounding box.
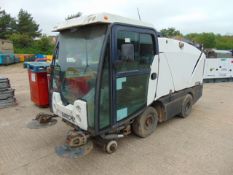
[147,55,159,105]
[147,38,205,104]
[53,13,206,130]
[204,49,233,79]
[52,92,88,130]
[53,13,153,32]
[204,58,233,79]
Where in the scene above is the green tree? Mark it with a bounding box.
[17,9,41,38]
[186,33,216,48]
[197,33,216,49]
[11,35,55,54]
[0,8,55,54]
[215,35,233,50]
[0,7,16,39]
[160,27,182,37]
[9,9,42,52]
[36,35,54,54]
[9,33,32,48]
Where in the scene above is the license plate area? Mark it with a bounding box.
[61,112,76,124]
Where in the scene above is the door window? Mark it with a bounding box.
[116,31,139,72]
[139,33,154,65]
[115,30,155,121]
[116,74,149,121]
[116,31,154,72]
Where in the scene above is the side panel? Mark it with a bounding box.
[190,53,205,85]
[158,38,204,91]
[203,58,218,79]
[147,55,159,105]
[158,85,203,120]
[155,53,175,100]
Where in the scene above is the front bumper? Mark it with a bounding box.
[52,92,88,130]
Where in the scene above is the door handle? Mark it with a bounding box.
[151,72,157,80]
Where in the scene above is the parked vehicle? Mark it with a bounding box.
[204,49,233,82]
[48,13,205,154]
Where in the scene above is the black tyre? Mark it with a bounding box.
[180,94,193,118]
[132,107,158,138]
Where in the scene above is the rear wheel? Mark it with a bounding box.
[180,94,193,118]
[132,107,158,138]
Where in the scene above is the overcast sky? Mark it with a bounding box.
[1,0,233,35]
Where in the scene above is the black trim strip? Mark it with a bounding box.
[192,51,203,74]
[94,24,111,135]
[116,69,151,78]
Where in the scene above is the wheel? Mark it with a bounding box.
[180,94,193,118]
[104,140,118,154]
[132,106,158,138]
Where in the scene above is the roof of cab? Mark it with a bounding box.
[53,12,154,32]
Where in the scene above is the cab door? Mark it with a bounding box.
[111,25,158,124]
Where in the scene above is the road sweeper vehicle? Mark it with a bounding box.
[48,13,205,155]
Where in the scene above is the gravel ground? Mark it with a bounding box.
[0,63,233,175]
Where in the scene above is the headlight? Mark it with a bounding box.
[75,114,81,122]
[76,105,81,113]
[74,103,82,123]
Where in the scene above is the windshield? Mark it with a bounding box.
[52,24,107,127]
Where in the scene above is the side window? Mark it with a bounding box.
[116,30,154,72]
[116,31,139,72]
[139,34,154,65]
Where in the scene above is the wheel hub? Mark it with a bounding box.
[145,114,154,129]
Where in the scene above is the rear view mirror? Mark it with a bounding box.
[121,44,134,61]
